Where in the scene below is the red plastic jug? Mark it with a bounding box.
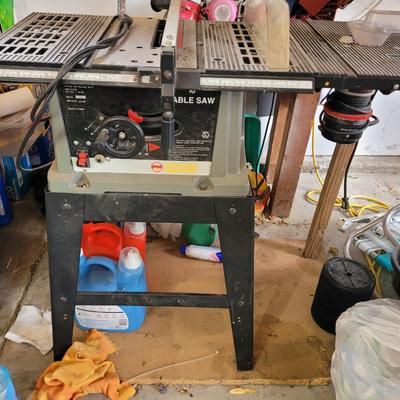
[81,223,122,261]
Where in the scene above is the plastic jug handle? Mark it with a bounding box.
[85,223,122,239]
[83,256,118,275]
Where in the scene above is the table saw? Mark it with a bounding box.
[0,0,398,371]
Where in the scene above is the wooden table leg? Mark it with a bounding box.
[266,93,297,183]
[303,143,357,259]
[269,92,320,218]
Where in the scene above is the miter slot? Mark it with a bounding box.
[152,20,166,48]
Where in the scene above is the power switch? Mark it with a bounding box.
[77,150,90,168]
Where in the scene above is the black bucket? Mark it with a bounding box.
[311,257,375,334]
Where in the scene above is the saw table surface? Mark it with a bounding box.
[0,13,399,91]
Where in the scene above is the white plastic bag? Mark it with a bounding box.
[331,299,400,400]
[150,223,182,241]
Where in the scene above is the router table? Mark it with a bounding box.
[0,3,399,371]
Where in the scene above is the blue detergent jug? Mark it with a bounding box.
[0,366,17,400]
[75,250,147,332]
[0,175,12,226]
[117,247,147,329]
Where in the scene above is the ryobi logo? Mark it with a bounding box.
[151,162,163,173]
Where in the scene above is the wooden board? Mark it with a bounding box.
[269,93,321,218]
[304,143,357,259]
[94,238,335,385]
[266,93,296,184]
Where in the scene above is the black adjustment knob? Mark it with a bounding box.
[151,0,171,11]
[96,116,145,159]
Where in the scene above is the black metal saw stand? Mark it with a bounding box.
[46,191,255,371]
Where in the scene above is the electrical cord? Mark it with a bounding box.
[319,89,379,144]
[342,142,358,211]
[365,254,382,298]
[319,88,332,105]
[262,96,277,179]
[257,94,276,170]
[252,93,276,198]
[16,14,133,173]
[306,121,390,217]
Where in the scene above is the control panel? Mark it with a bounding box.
[58,85,221,169]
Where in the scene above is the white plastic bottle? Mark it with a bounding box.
[180,245,223,262]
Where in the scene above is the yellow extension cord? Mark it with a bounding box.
[365,254,383,298]
[306,122,390,218]
[306,122,387,297]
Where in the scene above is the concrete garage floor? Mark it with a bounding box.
[0,168,399,399]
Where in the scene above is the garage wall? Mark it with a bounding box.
[336,0,400,20]
[14,0,159,20]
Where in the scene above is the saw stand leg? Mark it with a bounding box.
[46,192,254,371]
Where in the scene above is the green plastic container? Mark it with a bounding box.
[182,223,218,246]
[244,113,261,172]
[0,0,14,32]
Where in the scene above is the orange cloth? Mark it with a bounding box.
[33,330,136,400]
